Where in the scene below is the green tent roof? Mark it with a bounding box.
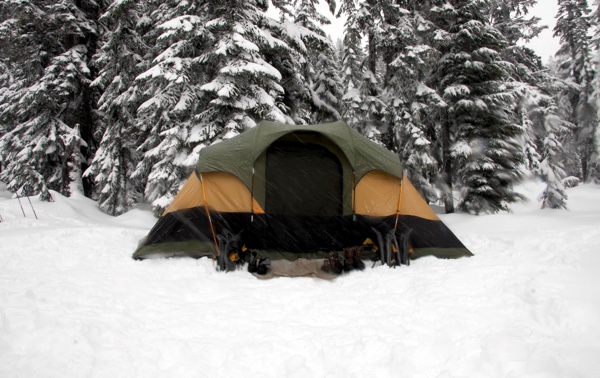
[197,120,402,189]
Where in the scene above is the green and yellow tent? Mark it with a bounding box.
[133,120,472,268]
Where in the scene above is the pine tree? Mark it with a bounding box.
[129,0,214,214]
[380,2,446,202]
[522,111,542,174]
[340,0,387,141]
[198,1,294,132]
[554,0,599,183]
[311,45,344,122]
[84,0,150,215]
[132,0,300,213]
[514,51,581,209]
[526,91,572,209]
[0,0,103,200]
[286,0,342,124]
[259,18,308,123]
[339,0,365,127]
[589,0,600,182]
[0,56,12,162]
[486,0,581,206]
[431,0,525,214]
[293,0,343,123]
[339,0,363,91]
[488,0,546,45]
[487,0,548,90]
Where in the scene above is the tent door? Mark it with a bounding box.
[265,141,343,216]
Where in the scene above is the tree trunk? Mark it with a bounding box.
[80,3,101,198]
[441,115,454,214]
[367,31,377,81]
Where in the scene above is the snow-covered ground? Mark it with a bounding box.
[1,181,599,377]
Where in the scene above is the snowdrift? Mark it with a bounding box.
[1,182,599,377]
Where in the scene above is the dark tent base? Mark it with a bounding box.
[133,207,473,261]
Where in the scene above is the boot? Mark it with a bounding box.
[353,245,365,270]
[343,247,354,272]
[323,251,343,274]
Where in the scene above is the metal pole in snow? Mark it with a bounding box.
[15,192,26,218]
[26,195,38,219]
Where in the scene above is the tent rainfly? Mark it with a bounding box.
[133,121,472,275]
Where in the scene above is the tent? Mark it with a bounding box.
[133,120,472,272]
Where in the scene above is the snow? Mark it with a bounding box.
[1,181,600,377]
[452,140,472,158]
[174,89,194,113]
[444,84,470,97]
[221,60,282,81]
[159,15,204,34]
[231,32,260,53]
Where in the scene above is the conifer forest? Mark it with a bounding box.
[1,0,599,216]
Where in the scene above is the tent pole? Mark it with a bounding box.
[250,167,255,222]
[393,175,404,230]
[352,172,356,222]
[199,173,220,255]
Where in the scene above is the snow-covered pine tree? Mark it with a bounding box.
[133,0,298,214]
[0,54,11,159]
[431,0,525,214]
[286,0,341,123]
[0,1,13,136]
[251,1,337,124]
[333,37,345,65]
[0,74,6,154]
[588,0,600,182]
[294,0,329,42]
[84,0,151,215]
[554,0,599,183]
[349,70,387,142]
[293,0,343,123]
[0,0,103,200]
[339,0,365,127]
[522,111,542,174]
[0,1,36,183]
[487,0,547,89]
[130,0,214,214]
[338,0,362,91]
[486,0,580,206]
[488,0,546,46]
[380,2,445,202]
[508,64,550,180]
[262,4,311,124]
[520,67,578,210]
[197,0,295,135]
[340,0,387,141]
[311,44,344,123]
[528,94,572,209]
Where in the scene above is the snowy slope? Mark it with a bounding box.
[1,181,599,377]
